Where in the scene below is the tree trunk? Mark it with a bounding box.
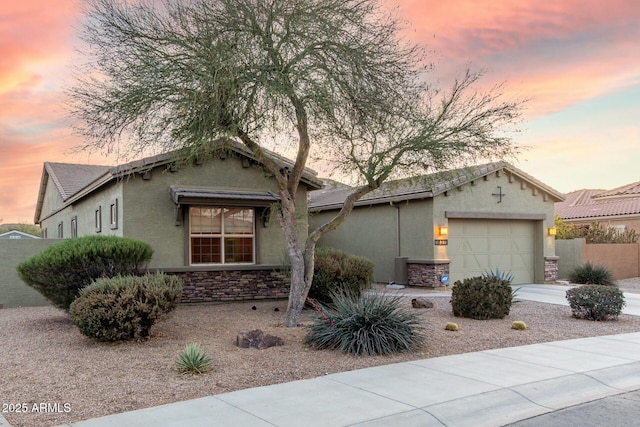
[279,192,311,327]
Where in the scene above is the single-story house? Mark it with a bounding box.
[555,182,640,233]
[34,140,321,302]
[0,230,40,239]
[309,162,564,286]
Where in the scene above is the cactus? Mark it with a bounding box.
[445,322,459,331]
[511,321,527,330]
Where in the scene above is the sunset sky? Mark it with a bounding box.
[1,0,639,224]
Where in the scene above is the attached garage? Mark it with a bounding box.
[309,162,564,286]
[448,219,536,284]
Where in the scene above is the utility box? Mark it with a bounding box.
[394,257,409,285]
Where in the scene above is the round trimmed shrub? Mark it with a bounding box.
[17,236,153,310]
[451,276,513,320]
[568,262,615,286]
[308,247,374,305]
[445,322,459,331]
[69,272,183,341]
[305,290,425,356]
[566,285,625,321]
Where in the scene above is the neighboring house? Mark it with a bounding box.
[309,162,564,286]
[34,140,321,302]
[555,182,640,233]
[0,230,41,239]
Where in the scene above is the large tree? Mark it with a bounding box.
[69,0,521,326]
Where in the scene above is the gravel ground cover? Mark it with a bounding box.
[2,278,640,427]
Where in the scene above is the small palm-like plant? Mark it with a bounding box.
[568,262,615,286]
[176,343,212,374]
[305,290,425,356]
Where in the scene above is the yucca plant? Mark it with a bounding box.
[305,290,425,356]
[568,262,615,286]
[176,343,213,374]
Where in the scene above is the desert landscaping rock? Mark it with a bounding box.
[237,329,284,349]
[411,297,434,309]
[2,277,640,427]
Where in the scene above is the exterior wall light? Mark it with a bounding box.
[439,226,449,236]
[548,227,557,236]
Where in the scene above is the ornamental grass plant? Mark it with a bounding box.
[305,290,425,356]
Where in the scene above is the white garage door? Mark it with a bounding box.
[448,219,535,284]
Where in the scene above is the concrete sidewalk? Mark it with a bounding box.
[59,332,640,427]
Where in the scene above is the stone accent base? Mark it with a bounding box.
[544,257,559,283]
[407,261,450,288]
[163,268,289,303]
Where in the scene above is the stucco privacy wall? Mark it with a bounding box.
[556,238,640,280]
[0,239,60,308]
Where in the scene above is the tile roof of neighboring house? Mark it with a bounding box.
[35,140,321,223]
[309,161,564,211]
[555,182,640,221]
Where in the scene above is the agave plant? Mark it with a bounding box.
[482,268,514,283]
[176,343,213,374]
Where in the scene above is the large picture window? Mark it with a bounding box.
[190,207,254,264]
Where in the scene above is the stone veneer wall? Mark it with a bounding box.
[161,267,290,303]
[544,257,559,283]
[407,261,450,288]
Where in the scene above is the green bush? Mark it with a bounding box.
[69,273,183,341]
[568,262,615,286]
[305,290,425,356]
[451,276,513,320]
[566,285,625,321]
[176,343,213,374]
[308,247,374,304]
[17,236,153,310]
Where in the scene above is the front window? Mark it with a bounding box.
[190,207,254,264]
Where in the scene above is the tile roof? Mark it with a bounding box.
[35,140,321,223]
[555,183,640,221]
[309,161,564,210]
[45,162,111,201]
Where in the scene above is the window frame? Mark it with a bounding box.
[95,206,102,233]
[57,221,64,239]
[71,216,78,238]
[109,199,119,230]
[189,206,256,265]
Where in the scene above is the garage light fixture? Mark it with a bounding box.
[548,227,557,236]
[439,226,449,236]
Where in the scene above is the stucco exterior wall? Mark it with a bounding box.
[40,181,124,239]
[122,155,307,268]
[311,169,559,285]
[310,204,400,283]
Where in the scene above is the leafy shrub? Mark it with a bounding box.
[305,290,425,356]
[308,247,374,304]
[69,273,182,341]
[17,236,153,310]
[511,321,527,330]
[444,322,459,331]
[451,276,513,320]
[176,343,213,374]
[566,285,625,321]
[568,262,615,286]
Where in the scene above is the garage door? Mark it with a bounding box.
[448,219,535,284]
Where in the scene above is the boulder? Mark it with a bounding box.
[411,297,434,309]
[237,329,284,349]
